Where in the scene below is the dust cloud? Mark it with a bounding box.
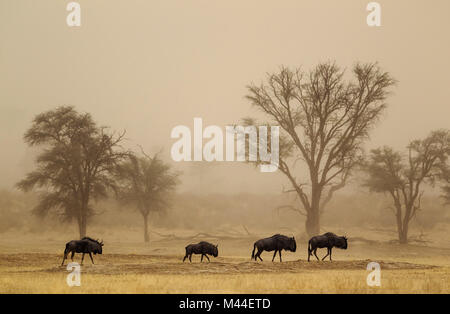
[0,1,449,252]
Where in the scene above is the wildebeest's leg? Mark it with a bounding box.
[61,251,68,266]
[88,252,94,264]
[201,254,204,262]
[307,240,313,262]
[256,249,263,261]
[272,250,277,262]
[189,254,192,263]
[313,248,320,261]
[81,253,85,265]
[183,248,189,262]
[278,250,282,262]
[322,248,330,261]
[205,255,210,262]
[329,248,332,262]
[70,251,75,261]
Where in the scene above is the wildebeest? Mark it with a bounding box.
[251,234,296,262]
[307,232,348,262]
[61,237,104,266]
[183,241,218,262]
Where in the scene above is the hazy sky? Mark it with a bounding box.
[1,0,449,193]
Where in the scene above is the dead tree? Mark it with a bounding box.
[245,62,395,236]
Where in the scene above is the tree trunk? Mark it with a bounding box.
[396,203,412,245]
[79,214,87,239]
[78,195,89,239]
[143,213,150,243]
[395,210,403,244]
[305,183,321,237]
[305,210,320,237]
[399,229,408,244]
[399,212,410,245]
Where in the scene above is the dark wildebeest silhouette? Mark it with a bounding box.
[308,232,348,262]
[61,237,104,266]
[251,234,296,262]
[183,241,218,262]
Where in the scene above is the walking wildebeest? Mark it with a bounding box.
[251,234,296,262]
[183,241,218,262]
[307,232,348,262]
[61,237,104,266]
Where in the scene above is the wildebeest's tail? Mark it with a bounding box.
[308,239,312,254]
[251,243,256,260]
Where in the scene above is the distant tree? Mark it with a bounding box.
[17,106,128,238]
[363,130,450,244]
[245,62,395,236]
[441,176,450,204]
[438,140,450,204]
[116,153,179,242]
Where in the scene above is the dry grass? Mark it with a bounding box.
[0,247,449,293]
[1,265,449,294]
[1,229,450,294]
[2,269,449,294]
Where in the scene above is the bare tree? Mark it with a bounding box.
[17,106,128,238]
[441,175,450,204]
[116,153,179,242]
[438,141,450,204]
[245,62,395,236]
[363,130,450,244]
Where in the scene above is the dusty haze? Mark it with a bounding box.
[1,1,450,295]
[1,0,449,194]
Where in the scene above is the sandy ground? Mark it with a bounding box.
[0,231,449,293]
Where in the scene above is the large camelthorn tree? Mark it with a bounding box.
[364,130,450,244]
[17,106,128,237]
[245,62,395,236]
